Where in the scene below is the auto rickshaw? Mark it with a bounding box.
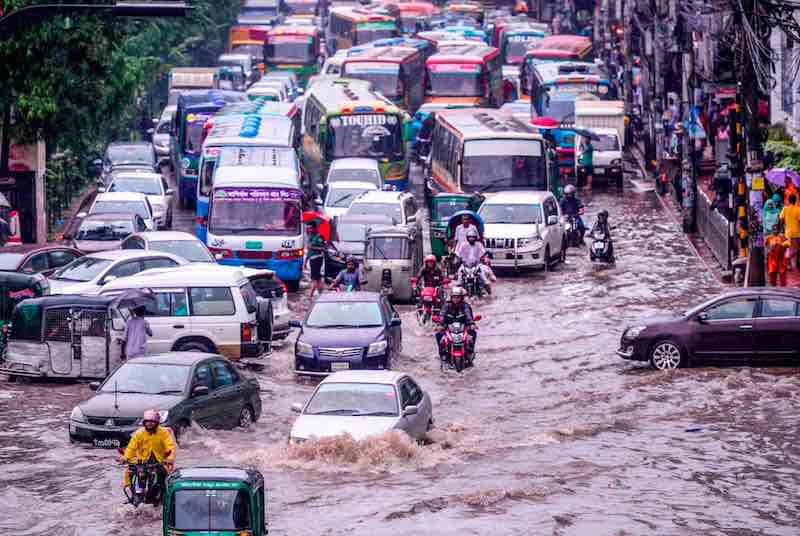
[163,466,267,536]
[362,225,423,302]
[429,193,484,259]
[0,293,145,381]
[0,272,50,355]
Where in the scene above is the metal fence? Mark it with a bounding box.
[696,188,730,269]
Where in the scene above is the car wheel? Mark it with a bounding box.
[238,405,255,429]
[175,340,214,353]
[649,340,684,370]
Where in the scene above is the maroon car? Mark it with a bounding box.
[618,289,800,370]
[0,245,84,277]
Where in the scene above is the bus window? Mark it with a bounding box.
[461,139,546,191]
[326,115,403,160]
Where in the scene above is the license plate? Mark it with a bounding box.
[245,241,263,249]
[595,167,605,175]
[93,437,121,449]
[331,362,349,371]
[594,243,604,250]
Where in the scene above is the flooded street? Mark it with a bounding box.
[2,169,800,536]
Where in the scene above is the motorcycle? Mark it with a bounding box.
[443,245,461,279]
[459,263,483,298]
[588,225,615,265]
[410,276,445,326]
[434,314,481,372]
[120,448,171,507]
[565,215,584,248]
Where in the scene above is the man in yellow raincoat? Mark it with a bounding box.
[121,409,176,498]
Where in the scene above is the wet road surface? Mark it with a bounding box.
[2,167,800,536]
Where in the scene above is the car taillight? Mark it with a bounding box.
[195,216,206,226]
[241,322,256,343]
[209,247,233,258]
[277,248,304,259]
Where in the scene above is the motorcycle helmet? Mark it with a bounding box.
[564,184,576,196]
[143,409,161,429]
[598,210,609,222]
[424,254,437,267]
[450,286,466,299]
[466,229,479,241]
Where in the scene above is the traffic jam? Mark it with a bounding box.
[2,1,797,535]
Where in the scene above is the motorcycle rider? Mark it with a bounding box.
[454,213,480,249]
[436,286,477,364]
[121,409,176,503]
[455,228,486,266]
[590,209,614,259]
[560,184,586,242]
[330,255,365,291]
[478,252,497,295]
[415,254,444,295]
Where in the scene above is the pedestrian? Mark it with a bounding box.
[765,224,790,287]
[305,221,326,297]
[780,193,800,270]
[763,197,782,234]
[783,176,798,208]
[578,138,594,193]
[121,306,152,359]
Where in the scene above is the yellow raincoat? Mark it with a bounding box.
[122,425,176,486]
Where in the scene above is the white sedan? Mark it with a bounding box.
[289,370,434,443]
[104,172,174,229]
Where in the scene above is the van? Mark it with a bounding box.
[99,264,270,360]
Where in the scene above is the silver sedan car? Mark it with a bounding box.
[289,370,434,443]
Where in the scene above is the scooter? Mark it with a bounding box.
[120,448,171,507]
[459,263,483,298]
[588,224,615,265]
[434,315,481,372]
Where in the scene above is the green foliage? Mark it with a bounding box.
[768,122,793,143]
[765,139,800,169]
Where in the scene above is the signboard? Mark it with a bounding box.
[214,187,303,200]
[508,34,541,42]
[428,63,482,73]
[330,114,398,127]
[269,35,314,43]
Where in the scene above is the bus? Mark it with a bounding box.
[445,1,484,25]
[381,1,436,35]
[282,0,326,17]
[168,68,219,97]
[228,25,270,75]
[341,45,425,113]
[425,108,553,196]
[348,36,435,63]
[326,7,399,54]
[170,90,248,209]
[521,60,605,103]
[524,34,593,64]
[417,30,484,52]
[238,0,281,25]
[442,25,488,43]
[264,25,324,87]
[302,78,411,191]
[424,44,502,107]
[500,26,547,67]
[206,147,305,289]
[529,65,614,122]
[203,100,301,148]
[489,16,548,47]
[196,114,301,243]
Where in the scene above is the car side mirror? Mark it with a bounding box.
[289,319,302,328]
[97,186,106,193]
[103,275,117,284]
[166,189,175,196]
[77,212,87,219]
[696,312,709,323]
[402,405,418,417]
[89,381,100,391]
[291,402,303,413]
[390,317,402,327]
[547,215,558,226]
[192,385,210,397]
[314,197,324,206]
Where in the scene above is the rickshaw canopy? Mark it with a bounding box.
[446,209,485,238]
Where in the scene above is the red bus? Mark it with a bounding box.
[524,35,593,63]
[424,44,503,107]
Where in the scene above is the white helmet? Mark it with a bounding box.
[450,286,466,298]
[564,184,576,195]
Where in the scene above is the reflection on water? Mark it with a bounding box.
[2,185,800,535]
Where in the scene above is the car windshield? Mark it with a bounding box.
[51,256,113,282]
[343,62,401,99]
[0,253,24,270]
[427,64,483,97]
[151,240,214,262]
[348,202,401,223]
[209,188,302,237]
[107,145,154,166]
[432,199,469,220]
[109,177,163,196]
[76,219,134,241]
[305,301,383,328]
[480,203,542,224]
[367,236,408,259]
[326,187,372,209]
[92,200,150,219]
[265,35,315,63]
[327,114,403,160]
[184,114,212,154]
[336,223,368,242]
[100,363,189,394]
[170,489,251,531]
[462,139,546,192]
[593,134,620,151]
[328,168,381,187]
[304,382,399,416]
[231,44,264,62]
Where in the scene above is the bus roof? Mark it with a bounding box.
[390,1,437,14]
[527,35,591,55]
[437,108,543,141]
[267,25,320,37]
[329,6,395,23]
[213,167,302,189]
[533,62,606,82]
[177,90,247,109]
[306,79,403,115]
[215,100,299,118]
[426,44,499,64]
[343,45,421,63]
[217,145,297,169]
[229,25,270,43]
[204,116,294,147]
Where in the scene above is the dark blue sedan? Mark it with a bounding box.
[291,292,402,376]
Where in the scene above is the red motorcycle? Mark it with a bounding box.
[433,314,481,372]
[410,277,446,326]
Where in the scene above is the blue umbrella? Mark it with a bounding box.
[447,210,485,239]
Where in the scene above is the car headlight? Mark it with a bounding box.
[296,340,313,356]
[159,410,169,424]
[624,326,646,339]
[610,158,622,166]
[517,237,543,249]
[70,406,86,423]
[367,340,387,356]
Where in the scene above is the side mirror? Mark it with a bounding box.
[289,319,302,328]
[390,317,402,327]
[77,211,87,219]
[473,314,482,322]
[547,215,558,226]
[92,158,103,167]
[315,183,324,192]
[89,382,100,391]
[192,385,210,397]
[291,402,303,413]
[214,253,223,260]
[696,312,709,323]
[314,197,324,206]
[97,187,106,193]
[166,189,175,196]
[402,405,418,417]
[103,275,117,284]
[146,128,154,135]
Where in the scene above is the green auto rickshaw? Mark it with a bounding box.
[164,466,267,536]
[0,272,49,355]
[429,192,484,259]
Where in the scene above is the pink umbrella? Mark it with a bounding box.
[766,167,800,186]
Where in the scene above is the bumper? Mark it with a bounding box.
[272,308,291,339]
[0,361,45,377]
[487,248,544,269]
[69,420,137,447]
[616,338,648,361]
[241,341,264,359]
[294,352,390,376]
[219,258,303,283]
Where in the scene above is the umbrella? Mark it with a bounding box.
[530,116,558,129]
[111,289,156,310]
[302,211,331,241]
[446,210,485,239]
[766,167,800,186]
[572,127,602,141]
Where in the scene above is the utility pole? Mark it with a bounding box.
[622,0,633,147]
[680,15,696,232]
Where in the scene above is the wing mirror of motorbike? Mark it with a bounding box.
[696,312,710,323]
[473,314,482,322]
[402,405,418,417]
[391,317,402,327]
[89,381,100,391]
[291,402,303,413]
[192,385,210,397]
[547,215,559,225]
[288,319,302,328]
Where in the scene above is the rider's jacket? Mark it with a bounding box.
[439,301,474,326]
[416,267,443,287]
[560,196,584,217]
[124,426,177,463]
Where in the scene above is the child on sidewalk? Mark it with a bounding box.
[766,224,790,287]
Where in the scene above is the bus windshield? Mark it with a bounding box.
[505,36,541,64]
[231,44,265,62]
[344,62,401,99]
[209,187,303,236]
[184,114,212,154]
[356,23,398,44]
[265,35,316,63]
[461,139,547,192]
[326,114,403,160]
[399,16,424,34]
[427,64,483,97]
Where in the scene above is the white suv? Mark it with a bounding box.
[479,190,565,270]
[346,190,421,234]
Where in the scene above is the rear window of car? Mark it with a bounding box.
[189,287,235,316]
[238,283,258,314]
[107,145,154,165]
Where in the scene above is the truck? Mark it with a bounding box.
[168,67,220,94]
[574,100,624,187]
